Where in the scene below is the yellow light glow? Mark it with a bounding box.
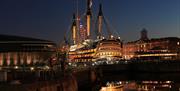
[87,15,91,37]
[72,26,76,44]
[138,53,177,57]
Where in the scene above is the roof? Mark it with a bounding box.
[150,37,180,41]
[0,34,56,52]
[0,34,52,42]
[126,37,180,44]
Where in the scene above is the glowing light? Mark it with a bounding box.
[92,63,95,66]
[44,66,50,70]
[80,24,83,28]
[30,67,34,71]
[177,42,180,45]
[14,66,19,69]
[165,81,171,83]
[110,35,114,38]
[138,53,177,57]
[68,62,72,65]
[100,87,106,91]
[87,15,91,37]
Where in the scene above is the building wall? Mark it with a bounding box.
[123,38,180,60]
[0,52,54,67]
[123,43,137,59]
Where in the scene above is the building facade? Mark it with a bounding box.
[0,35,56,69]
[123,29,180,60]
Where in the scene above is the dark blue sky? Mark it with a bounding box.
[0,0,179,43]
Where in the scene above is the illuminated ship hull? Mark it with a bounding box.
[68,38,123,63]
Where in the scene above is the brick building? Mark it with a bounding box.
[123,29,180,60]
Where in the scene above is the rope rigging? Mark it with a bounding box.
[61,0,121,46]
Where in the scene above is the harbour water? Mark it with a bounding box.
[99,73,180,91]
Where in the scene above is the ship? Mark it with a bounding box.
[100,81,124,91]
[62,0,123,64]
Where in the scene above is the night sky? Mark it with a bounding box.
[0,0,179,43]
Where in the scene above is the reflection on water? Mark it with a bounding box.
[100,80,176,91]
[97,73,180,91]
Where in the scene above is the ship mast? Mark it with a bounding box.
[97,3,103,39]
[76,0,80,44]
[71,0,80,45]
[72,13,77,44]
[86,0,92,39]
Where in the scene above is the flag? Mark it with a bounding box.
[90,0,92,8]
[88,0,92,8]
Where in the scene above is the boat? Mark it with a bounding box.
[63,0,123,64]
[100,81,124,91]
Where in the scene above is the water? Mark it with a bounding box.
[100,80,177,91]
[99,73,180,91]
